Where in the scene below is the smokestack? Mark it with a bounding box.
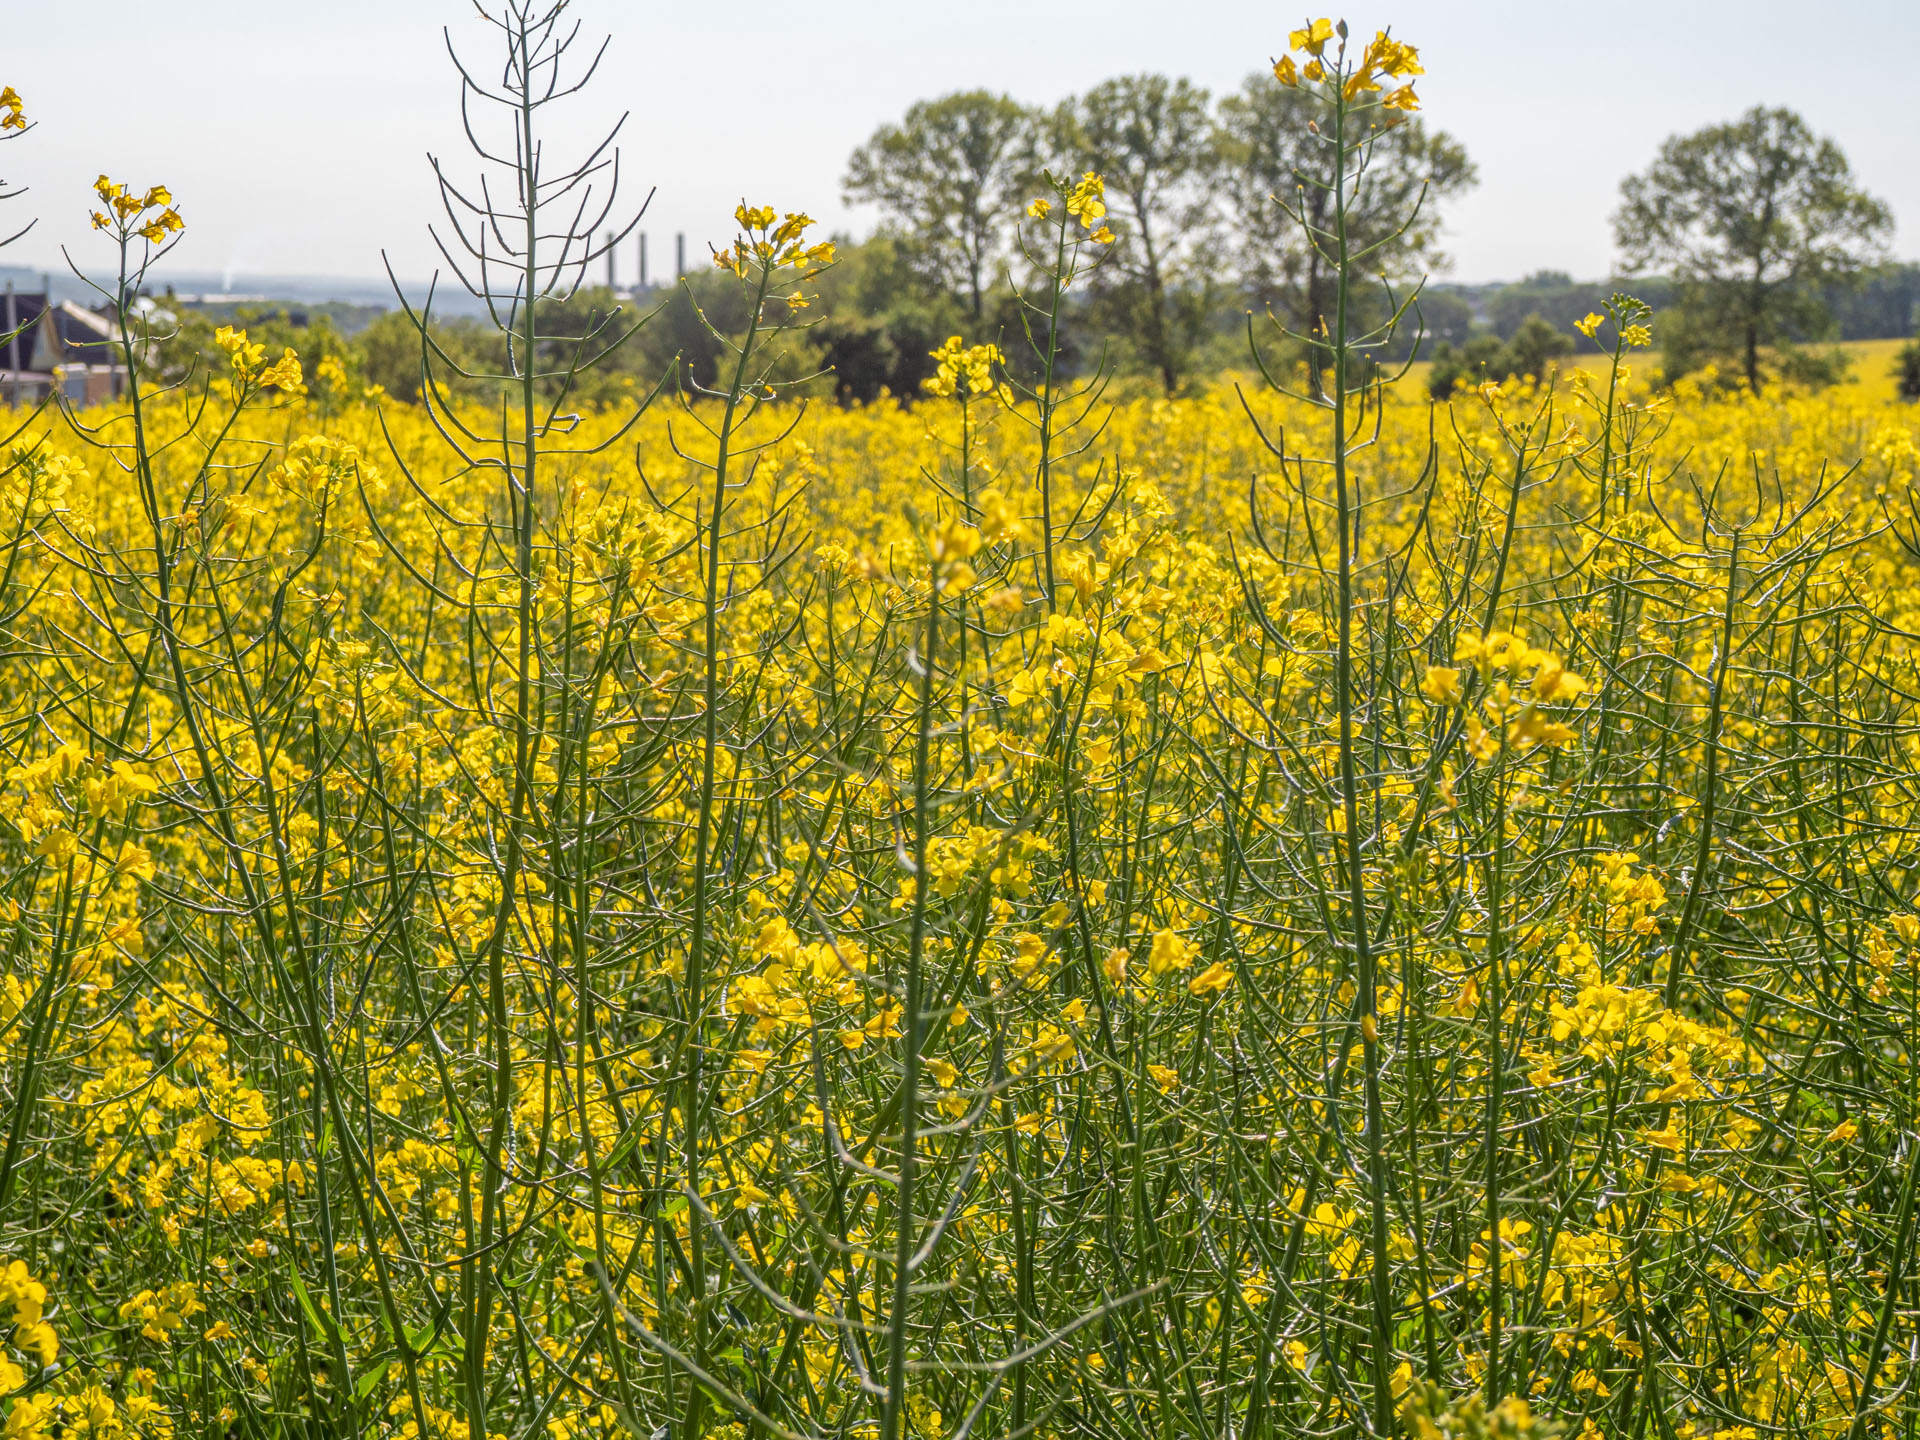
[605,232,616,291]
[639,232,648,290]
[675,232,685,279]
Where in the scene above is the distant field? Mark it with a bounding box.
[1401,335,1912,402]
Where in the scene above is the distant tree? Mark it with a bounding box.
[1897,338,1920,402]
[1614,106,1892,389]
[1485,272,1603,340]
[357,309,506,405]
[1426,312,1571,399]
[1047,75,1222,393]
[1217,70,1475,352]
[358,289,678,407]
[809,232,968,402]
[1503,313,1575,381]
[159,304,352,391]
[624,271,765,392]
[844,91,1036,322]
[1824,261,1920,341]
[1410,289,1475,351]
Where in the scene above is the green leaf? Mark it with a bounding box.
[353,1356,394,1402]
[286,1266,343,1347]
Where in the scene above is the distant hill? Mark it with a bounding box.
[0,266,494,325]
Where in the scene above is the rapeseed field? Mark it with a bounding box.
[5,13,1920,1440]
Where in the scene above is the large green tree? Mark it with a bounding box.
[1048,74,1222,393]
[1217,69,1475,348]
[1614,105,1891,388]
[843,90,1036,321]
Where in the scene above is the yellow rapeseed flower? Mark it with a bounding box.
[1288,18,1335,55]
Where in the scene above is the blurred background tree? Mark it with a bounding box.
[1425,312,1572,398]
[807,233,971,402]
[1614,105,1892,388]
[843,91,1036,323]
[1216,69,1475,355]
[1897,335,1920,401]
[1045,74,1223,394]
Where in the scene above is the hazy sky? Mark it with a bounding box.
[6,0,1916,294]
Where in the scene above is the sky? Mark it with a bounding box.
[5,0,1917,297]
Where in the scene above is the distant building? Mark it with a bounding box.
[1,289,132,405]
[0,287,49,403]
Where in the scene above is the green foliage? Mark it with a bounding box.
[1896,337,1920,401]
[357,307,496,405]
[752,66,1482,400]
[1218,70,1476,344]
[1614,105,1892,387]
[1820,260,1920,340]
[155,302,350,390]
[807,232,969,402]
[843,90,1036,321]
[1477,270,1674,343]
[1410,288,1477,350]
[357,240,985,412]
[1045,74,1222,394]
[1652,299,1853,391]
[1774,344,1853,388]
[1426,312,1572,397]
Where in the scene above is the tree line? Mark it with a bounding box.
[154,90,1912,403]
[840,91,1903,398]
[838,74,1474,394]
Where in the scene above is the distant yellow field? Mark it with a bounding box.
[1403,335,1913,403]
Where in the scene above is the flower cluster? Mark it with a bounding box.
[89,177,183,243]
[1425,631,1587,755]
[1064,172,1113,242]
[1274,19,1422,111]
[270,432,362,505]
[1028,172,1116,246]
[0,1259,57,1395]
[118,1284,201,1345]
[213,327,303,393]
[921,336,1004,399]
[1575,293,1655,350]
[711,204,836,283]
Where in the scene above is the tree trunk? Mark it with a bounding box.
[1745,230,1770,391]
[1137,213,1177,396]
